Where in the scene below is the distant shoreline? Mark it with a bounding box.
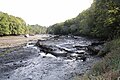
[0,34,49,48]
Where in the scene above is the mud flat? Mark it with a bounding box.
[0,35,102,80]
[0,34,49,48]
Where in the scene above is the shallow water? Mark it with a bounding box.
[0,36,100,80]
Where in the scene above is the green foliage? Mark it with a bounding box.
[27,24,47,35]
[91,48,120,75]
[47,0,120,39]
[46,1,120,79]
[47,18,79,35]
[98,39,120,56]
[89,38,120,79]
[0,12,47,36]
[75,70,120,80]
[47,23,63,35]
[0,12,27,36]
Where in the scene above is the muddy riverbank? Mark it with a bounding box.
[0,34,49,48]
[0,35,102,80]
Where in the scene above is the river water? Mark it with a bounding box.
[0,35,100,80]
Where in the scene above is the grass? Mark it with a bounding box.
[98,38,120,56]
[91,48,120,74]
[75,38,120,80]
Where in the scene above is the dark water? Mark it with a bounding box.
[0,35,100,80]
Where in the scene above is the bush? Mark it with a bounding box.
[90,47,120,78]
[78,70,120,80]
[98,39,120,56]
[85,38,120,80]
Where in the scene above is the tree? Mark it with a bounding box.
[0,12,29,36]
[47,0,120,39]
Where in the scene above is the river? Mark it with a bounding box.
[0,35,100,80]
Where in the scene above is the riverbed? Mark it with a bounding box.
[0,35,100,80]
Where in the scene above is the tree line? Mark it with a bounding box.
[27,24,47,35]
[0,12,46,36]
[47,0,120,39]
[47,0,120,78]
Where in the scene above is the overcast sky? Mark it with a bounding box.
[0,0,93,26]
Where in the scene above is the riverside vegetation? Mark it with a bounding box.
[0,12,47,36]
[0,0,120,79]
[47,0,120,79]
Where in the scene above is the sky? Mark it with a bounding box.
[0,0,93,26]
